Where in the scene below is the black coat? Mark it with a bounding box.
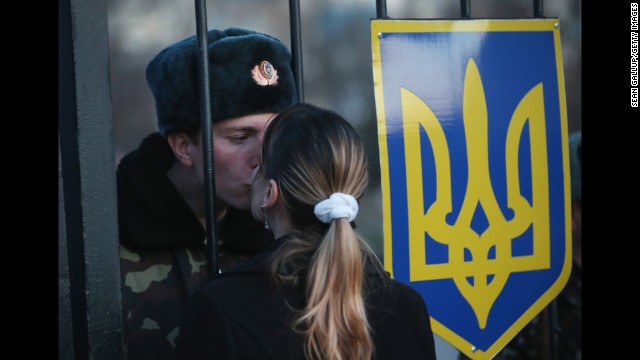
[118,132,271,360]
[176,240,437,360]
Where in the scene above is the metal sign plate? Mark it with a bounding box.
[371,19,572,359]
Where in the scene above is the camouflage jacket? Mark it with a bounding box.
[117,132,270,360]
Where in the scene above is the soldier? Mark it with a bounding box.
[117,28,298,359]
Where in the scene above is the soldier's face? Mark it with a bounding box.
[193,113,274,212]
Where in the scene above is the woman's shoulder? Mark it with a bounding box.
[389,278,422,295]
[388,278,428,308]
[365,273,429,318]
[198,265,268,297]
[369,279,437,359]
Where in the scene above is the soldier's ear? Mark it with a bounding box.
[167,132,195,167]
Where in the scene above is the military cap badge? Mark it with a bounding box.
[251,60,279,86]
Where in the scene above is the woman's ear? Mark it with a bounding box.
[263,179,280,209]
[167,132,194,167]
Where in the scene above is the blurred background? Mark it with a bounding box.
[107,1,581,358]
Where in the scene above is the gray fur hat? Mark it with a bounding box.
[146,28,298,137]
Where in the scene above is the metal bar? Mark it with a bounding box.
[549,299,560,360]
[59,0,88,356]
[194,0,219,277]
[534,0,545,18]
[289,0,304,102]
[460,0,471,19]
[376,0,388,19]
[58,139,75,360]
[534,6,555,360]
[59,0,123,357]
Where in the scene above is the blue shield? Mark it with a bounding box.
[371,19,572,359]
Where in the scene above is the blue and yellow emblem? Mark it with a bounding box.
[371,19,572,359]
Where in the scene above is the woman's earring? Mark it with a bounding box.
[261,206,270,230]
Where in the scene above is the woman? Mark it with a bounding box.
[176,103,436,360]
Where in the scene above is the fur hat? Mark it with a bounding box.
[146,28,298,137]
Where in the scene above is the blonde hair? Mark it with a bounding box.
[261,103,384,360]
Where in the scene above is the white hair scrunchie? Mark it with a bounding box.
[313,192,359,223]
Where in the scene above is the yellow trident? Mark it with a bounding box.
[402,58,550,329]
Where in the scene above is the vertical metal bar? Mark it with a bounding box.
[58,139,75,360]
[194,0,219,277]
[460,0,471,19]
[541,6,554,360]
[537,5,552,360]
[534,0,545,18]
[549,300,560,360]
[59,0,87,356]
[59,0,123,357]
[376,0,388,19]
[289,0,304,102]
